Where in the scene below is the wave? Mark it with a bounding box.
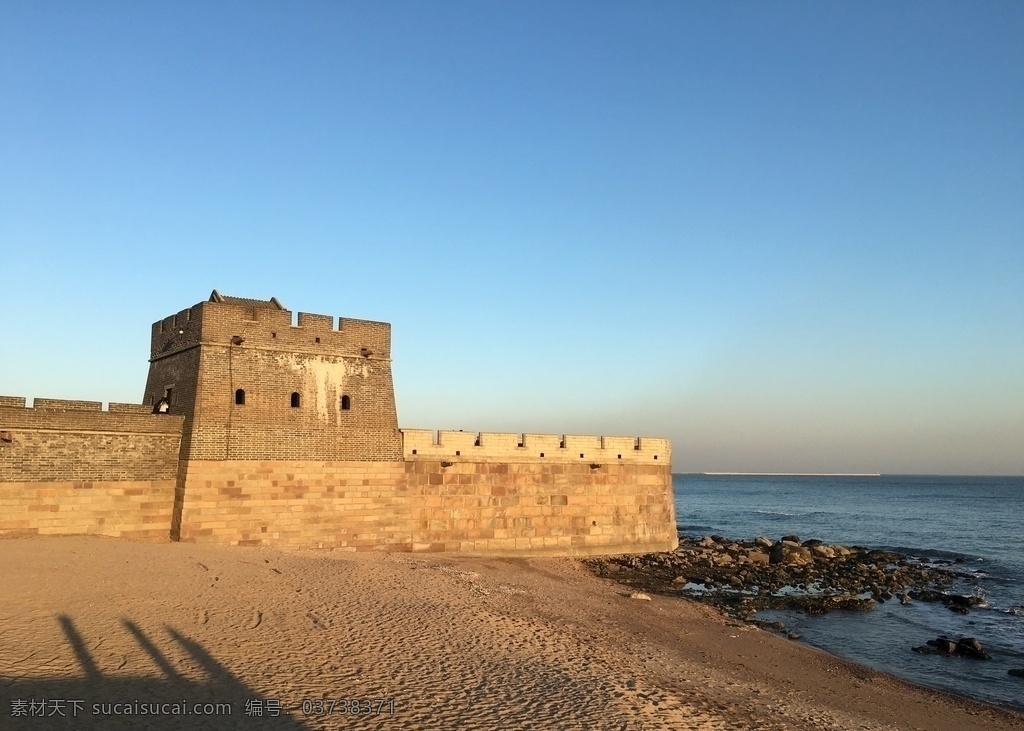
[882,545,979,563]
[754,510,804,517]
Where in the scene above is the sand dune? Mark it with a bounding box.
[1,537,1021,730]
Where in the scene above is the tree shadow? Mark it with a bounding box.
[1,614,311,730]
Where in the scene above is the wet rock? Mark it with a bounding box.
[1008,669,1024,678]
[926,638,958,655]
[919,637,990,659]
[787,631,802,640]
[781,534,800,544]
[582,533,963,620]
[956,637,990,660]
[801,539,823,548]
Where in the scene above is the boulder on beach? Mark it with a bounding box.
[770,543,814,566]
[811,545,835,559]
[746,549,770,565]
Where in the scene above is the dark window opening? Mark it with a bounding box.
[315,337,321,343]
[617,454,622,459]
[455,450,461,456]
[579,453,584,458]
[290,392,300,408]
[540,452,545,458]
[340,395,351,410]
[654,455,658,460]
[235,389,245,405]
[164,387,173,405]
[271,332,277,338]
[412,449,418,455]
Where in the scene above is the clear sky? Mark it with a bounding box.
[2,2,1021,475]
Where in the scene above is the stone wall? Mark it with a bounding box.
[172,457,677,555]
[0,399,184,540]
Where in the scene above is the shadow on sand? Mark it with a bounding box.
[1,615,311,730]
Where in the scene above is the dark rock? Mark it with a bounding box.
[781,534,800,544]
[1008,669,1024,678]
[926,638,957,655]
[801,539,823,548]
[787,631,802,640]
[956,637,990,660]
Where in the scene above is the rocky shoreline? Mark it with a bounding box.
[585,533,1024,678]
[584,533,988,621]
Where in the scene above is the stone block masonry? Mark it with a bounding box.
[173,459,676,555]
[1,291,678,555]
[0,400,183,540]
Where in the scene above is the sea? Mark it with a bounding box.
[673,473,1024,711]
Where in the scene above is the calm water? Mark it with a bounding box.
[673,474,1024,710]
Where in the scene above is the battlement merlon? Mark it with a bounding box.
[150,299,391,361]
[402,429,670,464]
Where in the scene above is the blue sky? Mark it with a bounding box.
[2,1,1021,474]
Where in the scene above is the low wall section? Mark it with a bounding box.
[402,429,670,464]
[173,430,676,555]
[0,398,184,540]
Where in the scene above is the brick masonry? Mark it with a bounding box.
[0,401,183,540]
[1,293,678,554]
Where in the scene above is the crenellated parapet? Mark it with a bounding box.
[402,429,670,464]
[150,296,390,363]
[0,396,183,432]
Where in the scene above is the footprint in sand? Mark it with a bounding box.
[197,609,209,625]
[307,612,327,630]
[249,611,263,630]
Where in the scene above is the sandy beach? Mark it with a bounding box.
[2,537,1022,731]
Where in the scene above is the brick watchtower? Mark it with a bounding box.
[145,291,401,462]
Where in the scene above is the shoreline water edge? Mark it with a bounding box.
[657,473,1024,712]
[586,528,1024,714]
